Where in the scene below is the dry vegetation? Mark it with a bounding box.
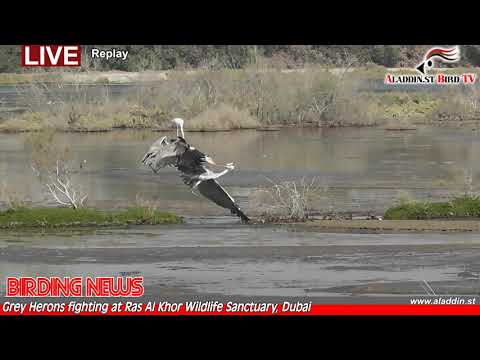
[2,67,480,133]
[187,103,259,131]
[0,68,384,133]
[432,87,480,123]
[133,193,162,220]
[25,129,89,209]
[249,177,327,222]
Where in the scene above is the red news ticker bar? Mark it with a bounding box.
[1,304,480,316]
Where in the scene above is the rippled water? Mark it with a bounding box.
[1,126,480,216]
[1,223,480,301]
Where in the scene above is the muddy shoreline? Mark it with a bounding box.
[3,216,480,233]
[293,219,480,233]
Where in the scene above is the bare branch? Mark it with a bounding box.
[252,177,327,221]
[32,158,88,209]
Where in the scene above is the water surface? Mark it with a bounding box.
[2,126,480,215]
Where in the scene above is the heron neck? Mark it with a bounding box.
[180,123,185,138]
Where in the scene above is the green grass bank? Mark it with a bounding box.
[0,207,183,229]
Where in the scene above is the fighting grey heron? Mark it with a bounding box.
[141,118,249,223]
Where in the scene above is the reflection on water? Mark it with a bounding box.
[1,126,480,215]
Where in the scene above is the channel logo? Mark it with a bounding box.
[385,45,475,85]
[416,46,460,75]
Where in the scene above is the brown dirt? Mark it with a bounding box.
[294,219,480,233]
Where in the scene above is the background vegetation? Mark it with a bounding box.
[2,45,480,73]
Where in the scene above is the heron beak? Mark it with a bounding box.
[205,156,216,165]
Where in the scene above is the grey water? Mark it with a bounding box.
[2,126,480,215]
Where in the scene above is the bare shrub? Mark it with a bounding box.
[249,177,326,222]
[31,160,88,209]
[26,130,88,209]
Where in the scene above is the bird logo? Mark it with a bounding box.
[416,46,460,75]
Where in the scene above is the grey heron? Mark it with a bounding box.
[141,118,250,223]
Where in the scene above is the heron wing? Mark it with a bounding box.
[176,147,210,176]
[197,179,249,222]
[142,136,181,172]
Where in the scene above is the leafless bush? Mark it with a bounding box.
[31,160,88,209]
[26,130,88,209]
[250,177,327,222]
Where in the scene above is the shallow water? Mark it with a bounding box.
[1,126,480,216]
[1,222,480,302]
